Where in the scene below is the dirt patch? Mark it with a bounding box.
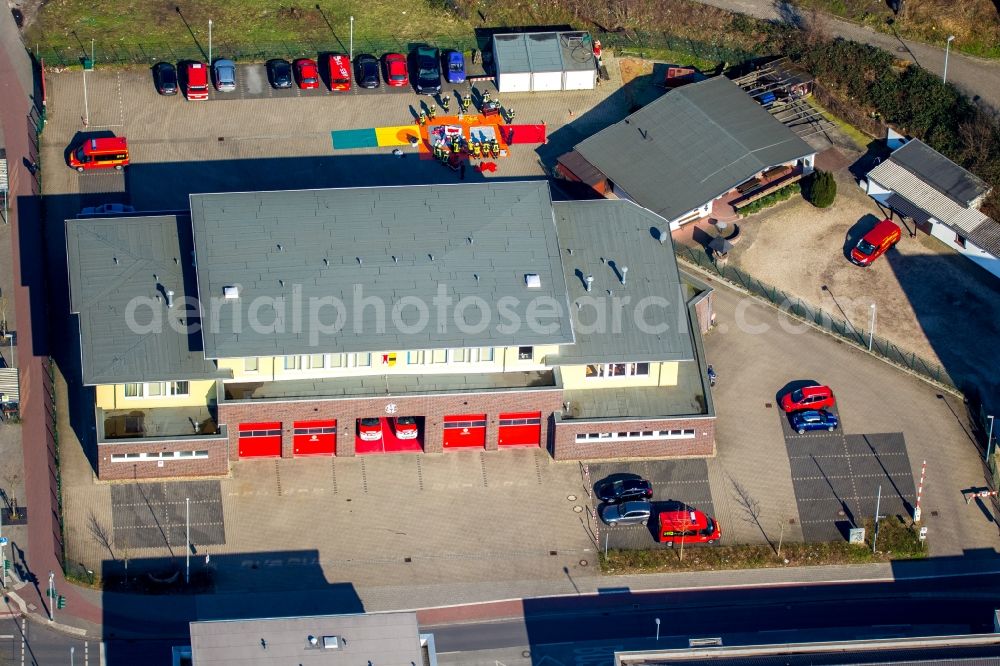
[618,57,656,111]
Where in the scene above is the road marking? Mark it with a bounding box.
[86,640,89,665]
[20,617,25,666]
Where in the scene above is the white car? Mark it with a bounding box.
[79,203,135,217]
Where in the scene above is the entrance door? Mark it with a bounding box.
[442,414,487,449]
[293,420,337,456]
[238,422,282,458]
[498,412,542,447]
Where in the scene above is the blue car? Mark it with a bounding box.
[791,410,839,434]
[445,50,465,83]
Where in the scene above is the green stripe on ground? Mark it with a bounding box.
[331,128,378,149]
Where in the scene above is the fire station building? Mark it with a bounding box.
[65,181,716,481]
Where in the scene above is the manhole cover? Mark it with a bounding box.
[567,494,577,501]
[579,559,588,566]
[765,402,773,408]
[573,505,583,513]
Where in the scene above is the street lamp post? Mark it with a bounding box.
[943,35,955,84]
[986,415,996,462]
[349,16,354,61]
[48,571,54,622]
[868,303,876,352]
[655,617,661,641]
[185,496,190,584]
[872,485,883,554]
[208,19,213,65]
[71,646,75,666]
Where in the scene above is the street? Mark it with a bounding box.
[0,616,93,666]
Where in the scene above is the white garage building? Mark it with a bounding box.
[492,31,597,93]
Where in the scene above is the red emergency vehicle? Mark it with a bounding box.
[68,137,130,172]
[657,507,721,546]
[185,62,210,100]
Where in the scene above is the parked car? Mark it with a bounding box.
[657,506,721,545]
[791,409,839,434]
[294,58,320,89]
[325,53,352,91]
[353,54,379,89]
[152,62,177,95]
[445,49,466,83]
[595,478,653,504]
[781,385,836,412]
[184,61,210,100]
[413,45,441,94]
[850,218,902,266]
[213,59,237,92]
[383,52,409,87]
[393,416,419,440]
[266,58,293,89]
[600,501,652,526]
[358,417,382,441]
[68,137,130,172]
[79,203,135,217]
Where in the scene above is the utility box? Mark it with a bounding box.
[82,57,94,71]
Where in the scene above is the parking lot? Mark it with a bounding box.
[44,58,999,596]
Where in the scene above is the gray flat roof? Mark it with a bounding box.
[889,139,989,206]
[65,216,226,385]
[550,200,695,364]
[573,76,815,222]
[493,31,596,74]
[189,612,422,665]
[190,182,574,359]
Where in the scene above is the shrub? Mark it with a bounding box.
[738,182,801,216]
[808,170,837,208]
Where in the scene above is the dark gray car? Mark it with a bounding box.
[600,501,652,526]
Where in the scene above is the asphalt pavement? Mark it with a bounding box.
[694,0,1000,111]
[0,615,95,666]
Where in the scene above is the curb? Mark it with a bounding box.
[4,590,89,636]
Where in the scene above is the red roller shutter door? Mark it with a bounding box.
[498,412,542,447]
[238,422,282,458]
[293,420,337,456]
[442,414,487,449]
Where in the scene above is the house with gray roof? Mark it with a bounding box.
[65,182,717,480]
[556,76,816,229]
[864,134,999,280]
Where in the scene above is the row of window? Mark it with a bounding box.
[585,363,650,379]
[574,429,696,443]
[246,347,532,373]
[124,381,190,398]
[443,419,488,430]
[498,417,541,426]
[111,450,210,462]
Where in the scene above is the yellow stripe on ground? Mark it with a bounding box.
[375,125,421,147]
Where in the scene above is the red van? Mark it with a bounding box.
[851,219,901,266]
[68,137,129,172]
[185,62,210,100]
[658,507,721,546]
[325,53,352,91]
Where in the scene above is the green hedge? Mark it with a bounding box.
[739,182,801,217]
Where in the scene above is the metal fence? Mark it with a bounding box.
[597,31,755,66]
[35,36,482,67]
[674,245,958,390]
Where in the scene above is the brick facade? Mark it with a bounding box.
[218,388,565,459]
[552,416,715,460]
[97,436,230,481]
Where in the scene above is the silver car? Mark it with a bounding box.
[600,500,651,526]
[213,59,237,92]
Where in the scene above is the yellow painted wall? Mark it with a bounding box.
[96,380,216,409]
[561,362,676,390]
[658,362,679,387]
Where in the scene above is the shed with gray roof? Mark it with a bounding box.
[189,181,574,360]
[569,76,815,227]
[492,31,596,92]
[65,216,226,385]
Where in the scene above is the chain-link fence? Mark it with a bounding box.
[35,36,481,67]
[674,244,958,390]
[596,31,755,66]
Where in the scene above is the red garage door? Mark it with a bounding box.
[443,414,487,449]
[238,422,282,458]
[293,420,337,456]
[498,412,542,447]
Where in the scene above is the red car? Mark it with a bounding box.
[294,58,320,89]
[781,385,836,412]
[383,52,409,88]
[850,218,902,266]
[657,507,721,546]
[325,53,351,91]
[393,416,419,440]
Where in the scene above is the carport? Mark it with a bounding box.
[492,31,596,93]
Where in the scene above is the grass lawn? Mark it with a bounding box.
[26,0,475,56]
[602,517,926,574]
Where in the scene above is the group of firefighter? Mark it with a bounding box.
[414,87,515,168]
[416,89,516,127]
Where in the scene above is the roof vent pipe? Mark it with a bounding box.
[308,636,318,646]
[277,243,283,252]
[323,258,329,267]
[658,230,668,244]
[585,275,594,292]
[166,290,175,308]
[621,266,628,286]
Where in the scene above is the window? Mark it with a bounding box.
[431,349,447,363]
[407,351,424,365]
[327,353,345,368]
[585,363,651,379]
[478,347,494,362]
[354,353,371,367]
[451,349,469,363]
[244,357,259,372]
[123,382,189,398]
[518,346,533,360]
[111,450,210,462]
[574,430,697,443]
[284,355,299,370]
[955,233,967,248]
[309,354,325,369]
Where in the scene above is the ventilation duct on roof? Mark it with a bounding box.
[223,286,240,300]
[525,273,541,288]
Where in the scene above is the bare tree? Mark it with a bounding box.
[731,478,775,552]
[87,512,116,561]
